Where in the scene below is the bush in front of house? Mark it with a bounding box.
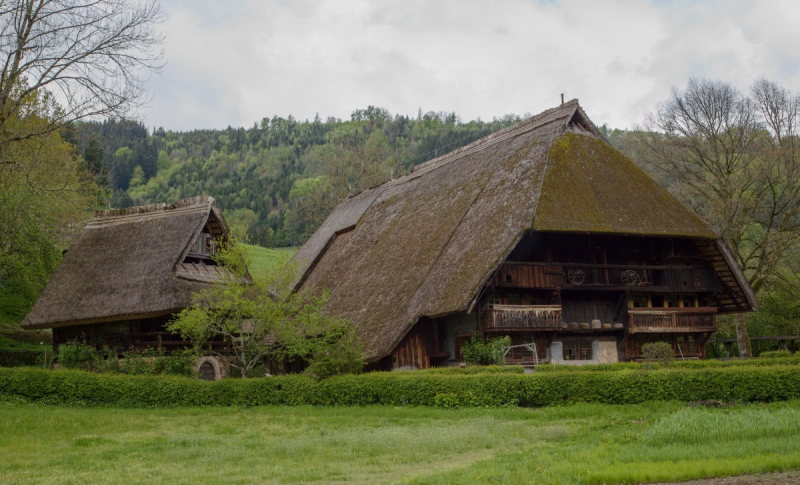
[460,333,511,366]
[641,342,675,367]
[2,365,800,408]
[0,350,43,367]
[56,340,195,377]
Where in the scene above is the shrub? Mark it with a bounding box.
[57,339,101,371]
[534,355,800,372]
[760,350,793,359]
[56,341,195,377]
[641,342,675,367]
[460,333,511,366]
[2,365,799,408]
[0,350,42,367]
[152,349,196,377]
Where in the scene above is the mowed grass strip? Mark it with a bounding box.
[3,400,800,484]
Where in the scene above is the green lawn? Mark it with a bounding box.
[243,244,298,279]
[2,400,800,484]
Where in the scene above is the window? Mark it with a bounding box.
[687,335,698,354]
[562,342,576,361]
[191,232,214,256]
[579,341,593,360]
[675,336,685,355]
[562,341,593,361]
[488,294,502,306]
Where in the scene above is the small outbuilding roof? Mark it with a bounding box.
[294,100,758,362]
[22,196,229,329]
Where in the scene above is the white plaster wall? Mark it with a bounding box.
[549,338,619,366]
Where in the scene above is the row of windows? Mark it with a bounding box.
[562,341,593,361]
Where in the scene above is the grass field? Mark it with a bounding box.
[243,244,298,279]
[2,400,800,484]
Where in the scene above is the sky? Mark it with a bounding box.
[146,0,800,131]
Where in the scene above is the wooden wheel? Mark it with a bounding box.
[567,268,585,285]
[622,269,641,286]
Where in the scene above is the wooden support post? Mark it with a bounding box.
[157,334,162,351]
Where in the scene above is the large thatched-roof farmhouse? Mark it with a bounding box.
[22,196,231,378]
[293,100,758,370]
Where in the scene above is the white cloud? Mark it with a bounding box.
[145,0,800,130]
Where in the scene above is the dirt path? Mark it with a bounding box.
[650,471,800,484]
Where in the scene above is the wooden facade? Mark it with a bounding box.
[389,319,449,370]
[381,232,734,369]
[417,232,738,366]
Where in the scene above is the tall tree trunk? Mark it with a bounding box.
[735,313,752,358]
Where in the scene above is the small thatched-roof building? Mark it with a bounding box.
[294,100,757,369]
[23,196,231,372]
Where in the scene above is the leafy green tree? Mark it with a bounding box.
[0,89,101,318]
[283,176,337,245]
[167,243,364,378]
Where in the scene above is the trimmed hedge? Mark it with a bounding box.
[0,350,42,367]
[407,365,524,375]
[2,365,800,408]
[760,350,793,359]
[535,356,800,373]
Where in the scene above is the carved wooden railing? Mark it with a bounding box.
[481,305,562,332]
[498,262,719,292]
[627,307,717,333]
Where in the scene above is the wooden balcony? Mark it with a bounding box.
[499,262,719,292]
[627,307,717,333]
[481,304,563,332]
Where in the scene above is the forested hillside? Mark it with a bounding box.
[68,108,527,247]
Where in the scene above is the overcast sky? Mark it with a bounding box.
[147,0,800,131]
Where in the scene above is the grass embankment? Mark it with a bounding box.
[1,400,800,484]
[243,244,297,279]
[0,313,49,352]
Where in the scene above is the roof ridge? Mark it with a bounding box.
[93,196,215,220]
[345,100,579,202]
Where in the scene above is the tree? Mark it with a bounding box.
[0,88,100,316]
[635,78,800,357]
[282,175,337,245]
[0,0,165,150]
[0,0,164,316]
[167,243,364,378]
[326,127,398,197]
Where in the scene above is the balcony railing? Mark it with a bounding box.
[627,307,717,333]
[498,262,719,292]
[481,304,562,332]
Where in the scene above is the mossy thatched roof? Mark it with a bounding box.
[22,196,229,329]
[294,101,755,362]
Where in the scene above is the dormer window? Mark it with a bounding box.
[190,230,215,257]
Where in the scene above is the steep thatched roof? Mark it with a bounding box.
[22,196,229,329]
[294,100,757,362]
